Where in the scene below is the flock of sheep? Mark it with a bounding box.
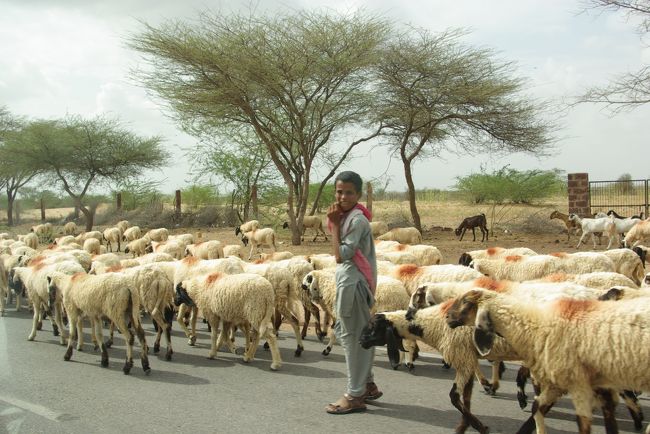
[1,213,650,433]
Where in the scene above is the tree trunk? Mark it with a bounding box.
[403,159,422,233]
[80,205,94,231]
[251,184,258,220]
[6,197,13,226]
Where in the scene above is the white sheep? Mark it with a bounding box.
[302,270,413,360]
[624,219,650,248]
[259,251,294,262]
[83,238,101,255]
[11,260,85,345]
[568,213,617,249]
[0,233,11,240]
[222,244,245,259]
[307,253,337,270]
[369,221,389,237]
[360,306,520,434]
[21,233,39,249]
[608,215,641,244]
[377,227,422,244]
[48,271,151,375]
[446,289,650,434]
[122,226,142,242]
[54,235,76,246]
[145,228,169,242]
[376,250,419,265]
[243,261,304,356]
[30,223,53,243]
[376,242,442,266]
[150,240,185,260]
[75,230,103,244]
[102,227,122,252]
[88,253,121,274]
[185,240,224,260]
[458,246,537,266]
[63,222,77,236]
[234,220,260,237]
[536,271,638,289]
[240,228,277,260]
[600,248,645,286]
[124,237,151,257]
[116,220,129,235]
[386,263,483,295]
[283,216,328,242]
[176,272,282,370]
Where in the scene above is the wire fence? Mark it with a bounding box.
[589,179,649,218]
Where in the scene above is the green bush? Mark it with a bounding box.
[455,167,564,204]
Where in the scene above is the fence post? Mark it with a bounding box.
[367,182,373,214]
[40,198,45,222]
[175,190,181,217]
[116,193,122,212]
[568,173,590,217]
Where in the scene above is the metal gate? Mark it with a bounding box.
[589,179,649,218]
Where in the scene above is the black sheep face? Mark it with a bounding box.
[282,222,289,229]
[359,314,389,349]
[241,236,249,247]
[174,283,194,307]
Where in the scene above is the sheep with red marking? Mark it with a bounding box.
[446,289,650,434]
[377,227,422,244]
[536,271,638,289]
[386,263,482,295]
[175,272,282,370]
[48,271,151,375]
[458,246,537,267]
[360,304,520,434]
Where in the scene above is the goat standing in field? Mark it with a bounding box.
[455,213,489,242]
[550,210,581,241]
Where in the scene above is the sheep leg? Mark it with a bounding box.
[260,321,282,371]
[402,338,417,371]
[322,327,336,356]
[94,316,109,368]
[63,310,79,362]
[281,305,304,357]
[176,303,193,342]
[474,366,493,395]
[52,302,67,345]
[594,388,618,434]
[112,314,135,375]
[190,306,199,344]
[449,374,487,434]
[620,389,644,431]
[243,328,262,363]
[516,365,531,409]
[576,230,589,249]
[518,385,562,434]
[105,320,114,348]
[319,310,331,342]
[27,300,40,341]
[301,304,311,339]
[459,227,466,241]
[150,305,172,360]
[207,316,222,359]
[471,227,476,242]
[163,306,175,360]
[131,311,151,375]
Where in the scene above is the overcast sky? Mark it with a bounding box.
[1,0,649,195]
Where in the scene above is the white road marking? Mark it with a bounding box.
[0,395,65,422]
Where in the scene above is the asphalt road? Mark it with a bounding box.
[0,307,647,434]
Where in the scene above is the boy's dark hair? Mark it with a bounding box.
[335,171,363,193]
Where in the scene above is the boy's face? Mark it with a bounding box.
[335,180,361,212]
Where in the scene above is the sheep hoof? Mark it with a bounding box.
[101,357,109,368]
[442,361,451,369]
[93,344,99,352]
[270,363,281,371]
[406,363,415,372]
[242,356,251,363]
[322,347,331,356]
[517,392,528,409]
[188,336,196,346]
[142,359,151,374]
[263,341,270,350]
[165,351,172,361]
[77,346,84,352]
[317,332,326,342]
[122,360,133,375]
[52,325,59,336]
[106,339,113,348]
[483,386,496,396]
[144,368,151,376]
[153,343,160,353]
[294,345,304,357]
[27,335,35,341]
[234,347,244,356]
[36,321,42,331]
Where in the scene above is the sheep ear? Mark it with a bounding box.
[473,307,495,357]
[385,325,402,370]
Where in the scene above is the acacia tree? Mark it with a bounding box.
[0,107,38,225]
[185,125,278,222]
[12,116,169,230]
[578,1,650,111]
[374,29,554,232]
[129,11,387,244]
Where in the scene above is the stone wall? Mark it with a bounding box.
[568,173,590,217]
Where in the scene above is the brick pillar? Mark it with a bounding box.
[568,173,590,217]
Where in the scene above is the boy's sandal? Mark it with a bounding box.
[325,394,367,414]
[364,382,383,402]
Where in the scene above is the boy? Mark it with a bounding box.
[325,171,381,415]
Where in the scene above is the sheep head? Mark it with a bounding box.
[359,313,403,369]
[241,235,249,247]
[174,282,194,307]
[301,272,321,301]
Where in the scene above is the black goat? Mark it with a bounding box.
[455,213,488,242]
[607,209,644,220]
